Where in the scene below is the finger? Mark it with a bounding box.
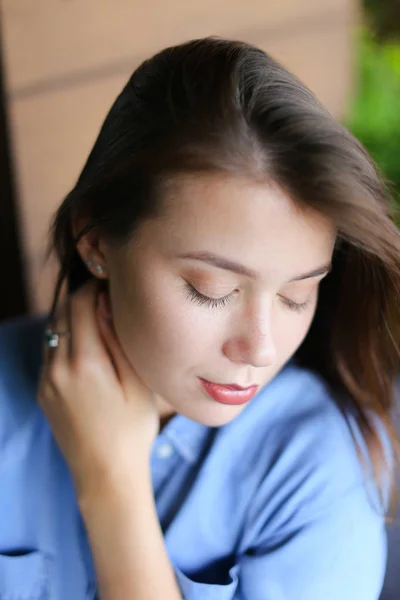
[44,294,71,368]
[69,278,105,363]
[97,292,147,397]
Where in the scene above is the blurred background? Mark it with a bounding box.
[1,3,400,598]
[0,0,399,321]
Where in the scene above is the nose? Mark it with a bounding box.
[222,303,276,368]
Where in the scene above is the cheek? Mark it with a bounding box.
[109,272,216,375]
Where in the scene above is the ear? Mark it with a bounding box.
[73,218,109,280]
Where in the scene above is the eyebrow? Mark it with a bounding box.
[178,251,332,282]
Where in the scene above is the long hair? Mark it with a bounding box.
[47,37,400,519]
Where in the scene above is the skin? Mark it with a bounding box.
[37,172,336,599]
[80,172,336,428]
[38,283,180,599]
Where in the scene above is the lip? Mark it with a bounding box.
[199,378,259,406]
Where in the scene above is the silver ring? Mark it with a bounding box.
[45,328,72,349]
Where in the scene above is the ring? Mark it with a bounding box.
[45,328,72,348]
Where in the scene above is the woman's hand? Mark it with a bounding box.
[37,279,160,499]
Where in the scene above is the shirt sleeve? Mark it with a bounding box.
[171,402,392,600]
[172,483,387,600]
[236,482,387,600]
[236,404,391,600]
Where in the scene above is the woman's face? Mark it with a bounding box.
[99,173,336,427]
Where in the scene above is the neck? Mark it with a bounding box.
[155,394,176,433]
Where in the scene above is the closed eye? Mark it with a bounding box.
[184,283,314,313]
[184,283,235,309]
[278,295,312,313]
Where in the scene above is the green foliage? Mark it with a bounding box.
[345,30,400,204]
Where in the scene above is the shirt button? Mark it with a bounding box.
[156,443,174,459]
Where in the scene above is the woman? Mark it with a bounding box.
[0,37,399,600]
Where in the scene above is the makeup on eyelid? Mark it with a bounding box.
[183,263,327,295]
[183,269,234,290]
[184,281,317,313]
[182,272,236,303]
[183,263,322,304]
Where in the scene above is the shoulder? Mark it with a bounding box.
[224,361,389,525]
[225,364,390,600]
[0,314,48,446]
[226,361,361,469]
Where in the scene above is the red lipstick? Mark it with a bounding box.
[199,378,259,405]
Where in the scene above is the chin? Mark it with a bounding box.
[178,402,245,427]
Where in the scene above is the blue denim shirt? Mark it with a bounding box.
[0,315,391,599]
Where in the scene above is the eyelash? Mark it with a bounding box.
[184,283,311,313]
[184,283,234,309]
[279,297,311,313]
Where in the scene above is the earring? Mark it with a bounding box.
[86,259,105,276]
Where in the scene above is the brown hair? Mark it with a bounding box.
[48,37,400,519]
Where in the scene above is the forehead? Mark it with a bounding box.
[152,173,336,278]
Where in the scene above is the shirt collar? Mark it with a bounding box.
[161,414,213,464]
[156,358,299,464]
